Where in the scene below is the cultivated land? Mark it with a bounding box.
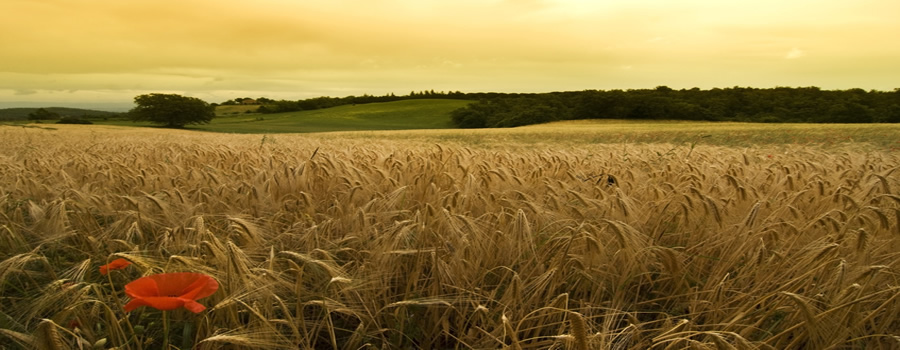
[92,99,471,133]
[205,99,468,133]
[1,123,899,349]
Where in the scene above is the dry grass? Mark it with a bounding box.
[1,124,899,349]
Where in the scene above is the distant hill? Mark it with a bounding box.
[200,99,471,133]
[0,101,132,111]
[215,104,261,116]
[0,107,121,121]
[96,99,471,133]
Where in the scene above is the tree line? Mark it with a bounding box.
[111,87,900,129]
[450,87,900,128]
[229,90,483,114]
[21,107,121,124]
[215,87,900,126]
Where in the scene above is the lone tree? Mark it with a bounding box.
[129,93,215,128]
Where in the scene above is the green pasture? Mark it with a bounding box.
[93,99,469,133]
[205,99,469,133]
[215,104,261,116]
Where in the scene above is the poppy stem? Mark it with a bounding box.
[163,310,169,349]
[181,319,194,350]
[105,262,142,350]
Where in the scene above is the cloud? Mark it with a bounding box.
[2,0,900,104]
[785,48,806,59]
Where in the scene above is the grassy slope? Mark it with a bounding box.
[85,99,470,132]
[215,104,261,116]
[204,99,469,133]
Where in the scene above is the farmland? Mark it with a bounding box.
[1,123,899,348]
[91,99,471,134]
[205,99,467,134]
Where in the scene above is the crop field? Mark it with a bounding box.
[1,123,899,349]
[206,100,469,134]
[88,99,470,134]
[195,99,469,134]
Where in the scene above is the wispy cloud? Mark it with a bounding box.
[0,0,898,104]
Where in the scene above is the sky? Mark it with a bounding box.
[2,0,899,109]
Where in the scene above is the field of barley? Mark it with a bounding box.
[1,123,899,349]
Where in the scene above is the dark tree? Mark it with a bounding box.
[129,93,215,128]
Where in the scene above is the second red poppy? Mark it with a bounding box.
[99,258,132,275]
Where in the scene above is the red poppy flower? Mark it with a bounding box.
[99,258,132,275]
[123,272,219,313]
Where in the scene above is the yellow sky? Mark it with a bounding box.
[2,0,898,106]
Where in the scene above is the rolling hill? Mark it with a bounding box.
[0,107,120,121]
[200,99,471,133]
[8,99,472,133]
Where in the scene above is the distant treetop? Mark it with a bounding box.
[129,93,215,128]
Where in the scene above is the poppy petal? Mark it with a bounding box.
[146,274,180,296]
[131,297,185,311]
[123,272,218,312]
[151,272,204,296]
[99,258,131,275]
[180,276,219,300]
[123,298,147,312]
[124,277,160,299]
[182,299,207,313]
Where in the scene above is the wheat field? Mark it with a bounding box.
[1,124,898,349]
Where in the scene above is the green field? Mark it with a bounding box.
[214,104,262,116]
[202,99,469,133]
[57,99,469,133]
